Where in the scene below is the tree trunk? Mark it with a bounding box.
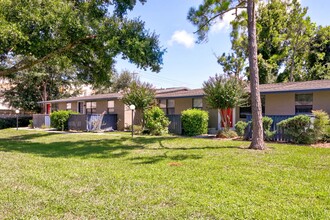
[247,0,265,150]
[289,46,296,82]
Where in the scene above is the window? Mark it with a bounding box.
[159,99,175,115]
[295,94,313,114]
[167,99,175,114]
[77,101,84,114]
[86,101,96,114]
[66,103,72,110]
[108,100,115,113]
[193,98,203,109]
[52,103,58,112]
[239,95,265,118]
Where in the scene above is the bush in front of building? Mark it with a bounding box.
[235,121,248,137]
[262,116,276,141]
[144,106,170,135]
[312,110,330,142]
[181,109,209,136]
[50,110,77,131]
[277,114,314,144]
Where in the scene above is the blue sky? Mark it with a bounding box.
[116,0,330,89]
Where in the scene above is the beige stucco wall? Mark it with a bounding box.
[265,93,295,115]
[313,91,330,114]
[57,103,67,111]
[96,100,107,114]
[114,100,126,131]
[174,98,192,114]
[71,102,77,112]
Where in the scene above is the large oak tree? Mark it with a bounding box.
[0,0,164,84]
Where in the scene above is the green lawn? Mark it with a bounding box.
[0,129,329,219]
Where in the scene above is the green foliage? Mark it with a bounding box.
[0,0,164,82]
[0,116,32,129]
[235,121,248,137]
[122,81,155,126]
[312,110,330,142]
[325,125,330,142]
[3,61,81,112]
[277,115,314,144]
[203,75,247,110]
[307,26,330,80]
[203,75,247,129]
[29,120,33,128]
[217,129,238,139]
[181,109,208,136]
[50,110,77,131]
[144,106,170,136]
[263,116,276,141]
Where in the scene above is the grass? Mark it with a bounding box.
[0,129,329,219]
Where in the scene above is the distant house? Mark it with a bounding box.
[39,87,189,131]
[37,80,330,133]
[239,80,330,119]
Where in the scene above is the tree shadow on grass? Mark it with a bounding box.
[0,133,143,159]
[129,151,203,164]
[0,132,247,160]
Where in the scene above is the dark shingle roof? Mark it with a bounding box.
[43,80,330,103]
[156,89,204,99]
[43,93,122,103]
[258,80,330,94]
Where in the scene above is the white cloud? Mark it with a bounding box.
[210,9,244,33]
[168,30,195,48]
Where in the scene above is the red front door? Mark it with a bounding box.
[46,104,51,114]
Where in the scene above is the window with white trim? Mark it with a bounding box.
[193,98,203,109]
[86,101,97,114]
[66,103,72,110]
[159,99,175,115]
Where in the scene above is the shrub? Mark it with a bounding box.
[181,109,208,136]
[50,110,77,131]
[325,125,330,142]
[28,119,33,128]
[235,121,248,137]
[277,115,314,144]
[263,116,276,141]
[144,106,170,135]
[217,129,238,138]
[0,116,32,129]
[312,110,330,142]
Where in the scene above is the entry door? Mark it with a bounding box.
[77,101,85,114]
[46,104,51,114]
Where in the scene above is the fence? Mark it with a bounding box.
[246,115,294,142]
[33,114,50,128]
[68,114,87,131]
[33,114,117,131]
[68,114,117,131]
[167,114,182,135]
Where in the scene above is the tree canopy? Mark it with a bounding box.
[0,0,164,84]
[203,75,247,129]
[219,0,328,83]
[2,60,82,112]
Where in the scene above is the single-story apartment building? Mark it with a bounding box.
[37,80,330,133]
